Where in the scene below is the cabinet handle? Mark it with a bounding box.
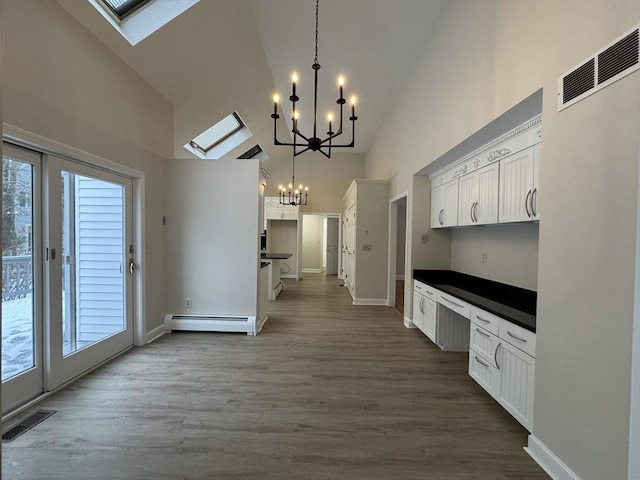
[426,290,434,296]
[494,342,501,370]
[440,296,465,309]
[475,356,490,368]
[506,330,527,343]
[475,315,491,324]
[439,208,444,225]
[525,190,532,218]
[475,327,490,337]
[473,202,478,223]
[531,188,538,217]
[470,203,474,223]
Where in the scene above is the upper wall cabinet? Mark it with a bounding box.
[430,179,459,228]
[428,115,541,229]
[498,144,540,223]
[265,197,299,221]
[458,162,499,226]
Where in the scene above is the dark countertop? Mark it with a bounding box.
[413,270,537,332]
[261,253,293,259]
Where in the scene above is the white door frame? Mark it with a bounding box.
[2,125,147,348]
[387,192,409,312]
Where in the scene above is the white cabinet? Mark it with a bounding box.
[430,179,459,228]
[265,197,299,220]
[413,280,436,341]
[458,163,499,226]
[468,306,536,432]
[498,145,540,223]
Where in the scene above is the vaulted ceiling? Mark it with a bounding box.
[56,0,444,172]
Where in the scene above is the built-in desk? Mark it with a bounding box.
[261,253,293,300]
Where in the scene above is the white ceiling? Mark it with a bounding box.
[57,0,444,170]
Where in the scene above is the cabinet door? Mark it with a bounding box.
[475,163,499,224]
[430,184,445,228]
[531,144,540,220]
[497,341,535,432]
[470,324,500,365]
[469,350,501,399]
[498,147,535,223]
[430,179,458,228]
[423,296,437,342]
[457,173,477,226]
[412,291,424,331]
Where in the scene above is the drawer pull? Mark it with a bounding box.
[475,327,490,338]
[507,331,527,343]
[475,356,490,368]
[426,290,434,295]
[415,284,423,290]
[440,296,465,309]
[475,315,491,324]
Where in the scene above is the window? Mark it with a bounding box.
[99,0,152,21]
[184,112,253,160]
[238,145,264,160]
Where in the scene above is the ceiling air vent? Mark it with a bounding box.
[558,24,639,111]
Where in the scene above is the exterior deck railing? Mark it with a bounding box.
[2,255,32,301]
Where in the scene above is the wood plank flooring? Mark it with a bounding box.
[2,274,549,479]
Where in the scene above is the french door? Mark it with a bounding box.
[2,145,135,412]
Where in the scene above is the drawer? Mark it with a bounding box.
[470,324,499,366]
[470,306,500,336]
[499,318,536,357]
[413,280,437,300]
[437,291,471,318]
[469,349,501,400]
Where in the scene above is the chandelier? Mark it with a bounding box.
[270,0,358,159]
[278,154,308,206]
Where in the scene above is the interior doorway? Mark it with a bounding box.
[301,214,341,277]
[388,193,408,317]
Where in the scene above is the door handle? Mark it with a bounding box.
[128,259,136,275]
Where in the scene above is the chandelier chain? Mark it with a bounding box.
[314,0,319,64]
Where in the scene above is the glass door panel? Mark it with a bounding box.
[2,143,43,413]
[45,155,133,391]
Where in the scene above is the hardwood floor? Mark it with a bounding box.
[2,274,549,479]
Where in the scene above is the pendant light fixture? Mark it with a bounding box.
[278,153,308,206]
[270,0,358,159]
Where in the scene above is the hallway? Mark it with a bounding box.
[2,274,549,479]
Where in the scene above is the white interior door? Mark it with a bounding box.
[44,155,134,391]
[325,217,339,275]
[2,143,44,413]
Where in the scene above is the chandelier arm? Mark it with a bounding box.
[293,130,311,143]
[293,146,311,156]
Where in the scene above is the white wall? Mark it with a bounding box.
[364,1,640,478]
[1,0,172,333]
[266,151,364,214]
[165,159,260,316]
[302,215,323,272]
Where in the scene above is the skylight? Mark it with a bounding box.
[100,0,151,21]
[88,0,199,46]
[184,112,253,160]
[238,145,267,161]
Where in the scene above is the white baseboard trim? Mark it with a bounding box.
[352,298,389,306]
[525,435,582,480]
[281,274,297,279]
[439,343,469,352]
[146,324,166,344]
[404,316,416,328]
[256,315,268,335]
[302,268,322,274]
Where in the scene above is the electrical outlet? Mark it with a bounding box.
[364,229,369,236]
[185,297,192,308]
[363,244,372,251]
[481,252,487,262]
[421,234,429,243]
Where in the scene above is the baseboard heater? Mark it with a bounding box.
[164,314,257,336]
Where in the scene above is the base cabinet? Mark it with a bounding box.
[412,281,437,341]
[468,306,536,432]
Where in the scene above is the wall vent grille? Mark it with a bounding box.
[558,25,639,111]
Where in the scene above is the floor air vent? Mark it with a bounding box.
[2,410,56,443]
[558,24,639,111]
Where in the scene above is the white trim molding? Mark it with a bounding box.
[352,298,389,306]
[302,268,322,274]
[525,435,582,480]
[404,316,415,328]
[145,324,166,344]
